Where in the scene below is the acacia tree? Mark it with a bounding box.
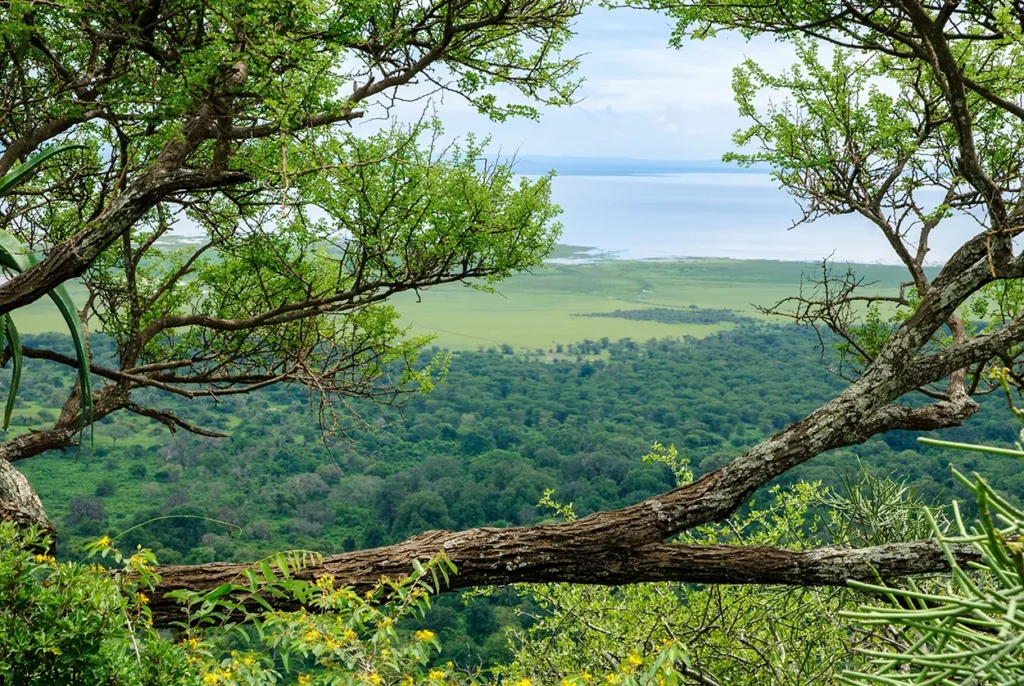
[5,0,1024,626]
[0,0,578,531]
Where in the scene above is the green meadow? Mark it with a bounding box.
[393,248,912,351]
[10,245,913,350]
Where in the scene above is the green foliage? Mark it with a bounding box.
[0,144,86,196]
[0,523,693,685]
[840,466,1024,683]
[502,454,946,685]
[0,146,93,438]
[0,524,191,685]
[840,393,1024,684]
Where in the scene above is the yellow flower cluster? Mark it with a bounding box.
[33,553,56,566]
[414,629,435,642]
[135,592,149,605]
[97,535,111,547]
[428,669,446,681]
[128,553,151,570]
[202,667,232,684]
[298,675,312,685]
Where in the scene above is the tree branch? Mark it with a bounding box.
[145,535,981,626]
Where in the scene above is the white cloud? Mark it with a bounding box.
[367,6,799,159]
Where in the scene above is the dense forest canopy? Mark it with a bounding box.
[13,324,1024,674]
[9,0,1024,683]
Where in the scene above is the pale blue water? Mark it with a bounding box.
[546,173,983,265]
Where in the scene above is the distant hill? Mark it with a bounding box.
[502,156,772,176]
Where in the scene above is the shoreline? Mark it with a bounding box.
[545,243,930,269]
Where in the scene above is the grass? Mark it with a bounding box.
[392,255,912,351]
[8,249,914,351]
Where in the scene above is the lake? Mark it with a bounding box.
[544,172,983,265]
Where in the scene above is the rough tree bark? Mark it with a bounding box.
[146,528,982,626]
[0,459,54,544]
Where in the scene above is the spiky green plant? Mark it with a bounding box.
[839,431,1024,684]
[0,144,92,440]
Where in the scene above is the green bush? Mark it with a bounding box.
[0,524,693,685]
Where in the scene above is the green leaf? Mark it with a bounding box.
[0,231,92,445]
[203,583,236,603]
[3,315,20,431]
[0,144,86,197]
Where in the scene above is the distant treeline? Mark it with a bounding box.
[576,306,756,325]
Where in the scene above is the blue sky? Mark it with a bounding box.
[412,7,796,160]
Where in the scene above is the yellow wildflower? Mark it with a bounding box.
[627,654,643,668]
[415,629,436,642]
[97,536,111,547]
[428,669,446,680]
[515,680,531,686]
[367,673,382,685]
[303,629,322,643]
[562,679,574,686]
[202,674,218,685]
[343,629,358,642]
[581,672,593,684]
[135,592,149,605]
[298,675,312,685]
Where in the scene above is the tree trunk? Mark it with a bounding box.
[0,458,55,545]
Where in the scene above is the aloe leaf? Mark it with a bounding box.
[2,315,20,431]
[0,144,87,197]
[32,261,93,441]
[0,231,92,443]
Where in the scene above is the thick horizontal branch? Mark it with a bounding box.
[145,531,980,626]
